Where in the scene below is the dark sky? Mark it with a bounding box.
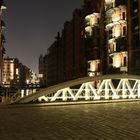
[3,0,83,73]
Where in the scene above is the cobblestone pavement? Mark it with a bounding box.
[0,102,140,140]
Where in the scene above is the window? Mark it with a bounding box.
[131,17,139,32]
[108,42,116,53]
[97,18,99,24]
[123,56,127,66]
[122,12,126,20]
[109,57,113,65]
[108,29,113,39]
[131,1,138,16]
[97,63,100,72]
[132,52,140,67]
[123,26,127,36]
[109,29,112,34]
[132,34,139,49]
[113,43,116,51]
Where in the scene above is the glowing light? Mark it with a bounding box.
[1,5,6,10]
[105,95,110,99]
[112,13,120,22]
[16,68,19,75]
[113,54,121,68]
[26,80,29,84]
[111,7,126,22]
[88,60,100,72]
[85,26,92,36]
[105,0,115,4]
[26,90,29,96]
[38,96,49,102]
[85,13,99,27]
[122,95,127,99]
[17,76,140,103]
[138,84,140,98]
[112,52,128,68]
[112,95,120,99]
[39,74,43,78]
[85,13,100,37]
[21,90,24,98]
[108,41,116,53]
[88,60,100,77]
[94,96,100,100]
[113,24,121,37]
[129,95,136,99]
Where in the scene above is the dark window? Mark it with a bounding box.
[87,63,90,69]
[131,1,138,17]
[132,51,140,67]
[109,29,112,34]
[108,29,113,39]
[97,18,99,24]
[122,12,125,20]
[123,26,127,36]
[97,63,100,72]
[132,34,139,49]
[109,57,113,64]
[123,57,127,66]
[131,17,139,32]
[115,0,126,6]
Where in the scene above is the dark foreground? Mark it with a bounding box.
[0,102,140,140]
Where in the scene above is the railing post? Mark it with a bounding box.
[105,80,110,99]
[138,83,140,98]
[62,89,67,101]
[21,90,24,98]
[85,83,90,100]
[122,79,127,99]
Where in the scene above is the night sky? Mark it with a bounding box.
[3,0,83,73]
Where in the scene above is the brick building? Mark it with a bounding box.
[39,0,140,87]
[0,0,6,85]
[39,9,86,87]
[84,0,140,76]
[2,57,38,89]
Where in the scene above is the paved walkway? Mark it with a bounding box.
[0,101,140,140]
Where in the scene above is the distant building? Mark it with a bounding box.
[39,9,87,87]
[46,40,59,86]
[39,0,140,87]
[0,0,6,85]
[39,54,47,87]
[2,57,39,89]
[2,58,19,87]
